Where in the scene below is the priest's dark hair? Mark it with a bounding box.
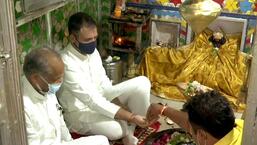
[182,90,235,139]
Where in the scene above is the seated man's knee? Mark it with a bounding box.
[106,124,124,140]
[137,76,151,90]
[107,131,124,141]
[138,76,151,88]
[136,76,151,95]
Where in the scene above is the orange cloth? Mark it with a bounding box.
[139,30,249,111]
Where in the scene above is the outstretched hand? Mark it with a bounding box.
[131,115,149,128]
[130,103,165,127]
[146,103,163,124]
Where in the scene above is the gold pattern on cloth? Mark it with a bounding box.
[139,30,249,111]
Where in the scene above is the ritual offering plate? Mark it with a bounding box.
[144,128,196,145]
[177,81,212,97]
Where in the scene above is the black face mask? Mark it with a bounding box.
[77,40,97,55]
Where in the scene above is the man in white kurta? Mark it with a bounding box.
[22,47,110,145]
[57,12,151,145]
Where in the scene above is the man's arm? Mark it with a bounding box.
[60,115,72,142]
[94,50,112,89]
[147,103,190,131]
[24,113,42,145]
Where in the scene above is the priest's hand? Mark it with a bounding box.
[146,103,163,124]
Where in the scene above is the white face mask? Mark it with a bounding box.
[48,82,62,94]
[37,75,62,95]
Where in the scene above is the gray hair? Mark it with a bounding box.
[23,47,62,77]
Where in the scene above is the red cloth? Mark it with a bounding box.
[70,132,86,139]
[70,121,161,145]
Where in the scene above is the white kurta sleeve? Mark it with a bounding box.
[94,51,112,88]
[92,50,118,101]
[60,115,72,142]
[25,110,65,145]
[25,112,41,145]
[63,67,120,119]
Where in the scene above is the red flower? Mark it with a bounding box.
[171,0,182,6]
[213,0,225,7]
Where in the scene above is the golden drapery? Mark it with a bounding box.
[139,30,249,111]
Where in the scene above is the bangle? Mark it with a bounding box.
[160,104,168,116]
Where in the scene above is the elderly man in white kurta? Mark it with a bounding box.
[57,12,151,145]
[22,47,109,145]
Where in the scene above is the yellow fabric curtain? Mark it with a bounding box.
[214,119,243,145]
[139,30,249,111]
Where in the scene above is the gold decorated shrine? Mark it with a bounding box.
[139,30,250,111]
